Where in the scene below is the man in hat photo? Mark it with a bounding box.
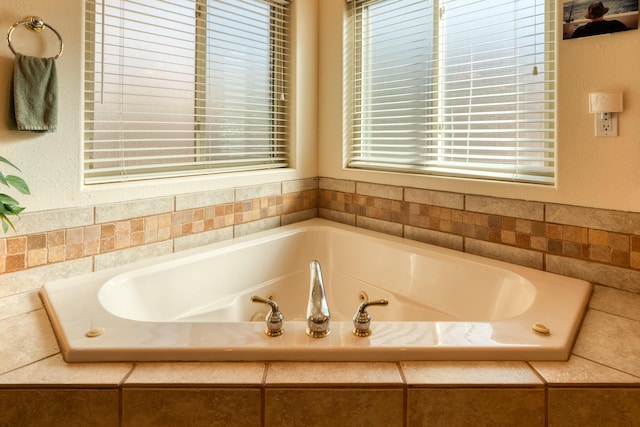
[571,1,629,38]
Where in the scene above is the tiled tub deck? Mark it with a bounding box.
[0,285,638,426]
[1,178,639,425]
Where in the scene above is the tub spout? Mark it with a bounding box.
[306,260,330,338]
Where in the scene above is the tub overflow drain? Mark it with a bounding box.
[85,327,105,338]
[532,323,550,335]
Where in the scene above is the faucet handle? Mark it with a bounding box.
[251,295,284,337]
[352,298,388,337]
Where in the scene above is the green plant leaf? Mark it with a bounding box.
[2,204,25,215]
[0,156,20,171]
[0,214,14,232]
[0,172,7,187]
[6,175,30,195]
[0,194,20,206]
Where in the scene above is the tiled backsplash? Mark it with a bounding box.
[0,178,318,299]
[2,175,640,297]
[318,177,640,295]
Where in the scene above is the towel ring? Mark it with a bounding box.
[7,16,63,60]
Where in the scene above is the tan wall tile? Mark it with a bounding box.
[266,388,403,427]
[0,258,92,298]
[466,195,544,221]
[465,238,543,270]
[11,207,94,236]
[95,197,173,223]
[235,182,281,201]
[548,388,640,427]
[0,389,120,427]
[408,388,545,427]
[356,181,403,201]
[175,189,234,211]
[546,254,640,293]
[123,388,261,427]
[547,204,640,234]
[318,176,356,193]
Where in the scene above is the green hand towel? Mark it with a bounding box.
[12,53,58,132]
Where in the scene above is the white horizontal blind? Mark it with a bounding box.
[347,0,556,184]
[84,0,290,184]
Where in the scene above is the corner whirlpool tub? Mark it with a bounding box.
[40,218,592,362]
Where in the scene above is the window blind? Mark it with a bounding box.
[347,0,556,184]
[84,0,290,184]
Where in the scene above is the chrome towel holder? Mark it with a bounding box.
[7,16,63,60]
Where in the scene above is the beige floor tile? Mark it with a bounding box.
[401,361,543,386]
[266,362,403,385]
[126,362,265,386]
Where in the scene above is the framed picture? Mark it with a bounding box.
[563,0,639,39]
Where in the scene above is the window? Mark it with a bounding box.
[84,0,290,184]
[347,0,556,184]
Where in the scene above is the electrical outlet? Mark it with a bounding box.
[595,112,618,137]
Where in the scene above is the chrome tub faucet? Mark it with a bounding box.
[306,260,330,338]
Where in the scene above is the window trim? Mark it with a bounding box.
[346,0,557,185]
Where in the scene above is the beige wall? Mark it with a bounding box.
[2,0,640,215]
[318,0,640,212]
[0,0,318,213]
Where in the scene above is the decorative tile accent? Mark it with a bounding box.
[3,177,640,309]
[318,178,640,292]
[0,182,318,291]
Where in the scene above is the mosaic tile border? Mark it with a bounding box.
[318,178,640,293]
[2,175,640,294]
[0,179,318,276]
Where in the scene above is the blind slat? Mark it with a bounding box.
[84,0,290,184]
[347,0,555,185]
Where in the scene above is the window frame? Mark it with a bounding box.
[346,0,557,185]
[83,0,291,185]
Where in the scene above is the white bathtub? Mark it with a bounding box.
[41,219,592,362]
